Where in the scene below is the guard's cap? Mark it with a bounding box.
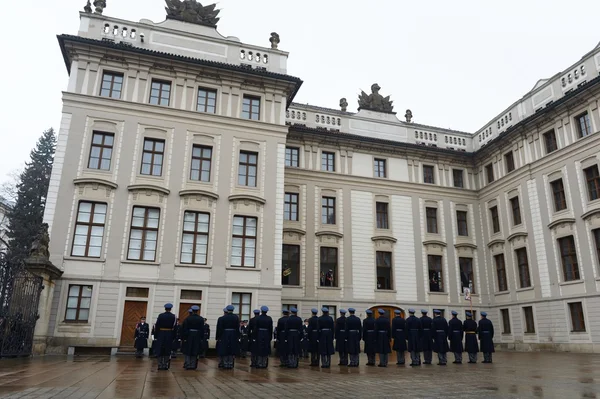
[322,307,329,313]
[290,307,298,313]
[164,303,173,309]
[466,312,472,317]
[366,309,373,315]
[394,309,401,315]
[188,309,193,313]
[282,309,290,314]
[348,308,356,313]
[433,309,441,314]
[191,305,200,311]
[261,305,269,312]
[481,311,488,317]
[340,309,347,314]
[223,307,227,312]
[226,305,235,311]
[408,308,415,314]
[378,309,385,315]
[311,308,318,314]
[451,310,458,316]
[421,309,428,314]
[253,309,260,314]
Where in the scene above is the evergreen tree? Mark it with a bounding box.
[7,128,56,264]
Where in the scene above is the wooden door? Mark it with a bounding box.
[370,306,404,348]
[178,303,201,322]
[120,301,147,346]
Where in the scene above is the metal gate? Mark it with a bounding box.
[0,253,43,357]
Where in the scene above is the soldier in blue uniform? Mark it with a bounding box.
[392,309,407,365]
[448,310,464,364]
[346,308,362,367]
[431,309,449,365]
[285,307,303,368]
[181,309,192,368]
[362,309,376,366]
[201,318,210,358]
[463,312,479,363]
[216,305,240,369]
[335,309,348,366]
[181,305,204,370]
[216,308,227,368]
[405,309,422,366]
[154,303,176,370]
[134,316,149,358]
[301,319,310,359]
[375,309,391,367]
[318,307,335,368]
[276,309,289,367]
[420,309,433,365]
[248,309,260,367]
[307,308,320,366]
[239,320,249,358]
[254,306,273,368]
[478,311,494,363]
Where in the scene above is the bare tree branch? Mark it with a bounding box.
[0,169,22,204]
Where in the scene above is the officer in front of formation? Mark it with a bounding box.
[318,307,335,368]
[181,305,204,370]
[375,309,391,367]
[307,308,320,366]
[362,309,376,366]
[405,308,422,366]
[448,310,464,364]
[216,304,239,369]
[285,307,303,368]
[254,306,273,368]
[463,311,479,363]
[335,309,348,366]
[239,320,249,358]
[431,309,449,366]
[346,308,362,367]
[155,303,176,371]
[134,316,149,358]
[420,309,434,365]
[248,309,260,367]
[478,311,494,363]
[392,309,407,365]
[301,319,310,359]
[276,309,289,367]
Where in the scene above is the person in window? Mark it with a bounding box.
[320,271,325,287]
[429,273,440,292]
[134,316,149,358]
[460,270,470,291]
[325,269,334,287]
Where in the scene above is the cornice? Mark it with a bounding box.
[179,189,219,200]
[371,235,398,243]
[487,239,505,248]
[315,231,343,238]
[423,240,447,247]
[581,208,600,220]
[454,243,477,249]
[73,177,118,189]
[507,232,528,242]
[127,184,170,195]
[283,227,306,236]
[548,217,576,230]
[228,194,266,204]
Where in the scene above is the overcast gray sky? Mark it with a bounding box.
[1,0,600,184]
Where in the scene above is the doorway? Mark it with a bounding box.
[370,305,405,322]
[178,303,201,322]
[120,300,147,346]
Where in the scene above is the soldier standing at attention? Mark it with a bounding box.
[134,316,149,358]
[375,309,391,367]
[255,306,273,368]
[318,307,335,368]
[216,308,227,368]
[201,318,210,358]
[431,309,449,366]
[392,309,407,365]
[248,309,260,367]
[155,303,176,371]
[285,307,303,368]
[172,318,181,358]
[420,309,434,365]
[301,319,310,359]
[405,309,422,367]
[216,305,240,369]
[276,309,290,367]
[181,305,204,370]
[478,311,495,363]
[335,309,348,366]
[346,308,362,367]
[307,308,320,366]
[182,309,193,368]
[362,309,376,366]
[463,312,479,363]
[239,320,249,359]
[448,310,464,364]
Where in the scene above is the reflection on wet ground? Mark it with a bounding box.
[0,352,598,398]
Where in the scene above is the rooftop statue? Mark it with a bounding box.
[93,0,106,14]
[339,98,348,112]
[84,0,92,13]
[165,0,220,27]
[29,223,50,260]
[358,83,394,113]
[405,109,413,123]
[270,32,280,49]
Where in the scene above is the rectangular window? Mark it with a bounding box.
[180,211,209,265]
[510,197,522,226]
[238,151,258,187]
[504,152,515,173]
[501,309,511,334]
[576,112,592,138]
[196,87,217,113]
[231,216,257,267]
[569,302,586,332]
[515,248,531,288]
[284,193,299,221]
[65,285,93,322]
[453,169,464,188]
[149,79,171,106]
[190,145,212,182]
[232,292,251,323]
[486,163,495,184]
[376,202,389,229]
[376,251,393,290]
[459,257,475,293]
[285,147,299,167]
[99,71,123,99]
[428,255,444,292]
[426,207,438,234]
[558,236,579,281]
[374,158,387,178]
[551,179,567,211]
[594,228,600,266]
[242,95,260,120]
[321,151,335,172]
[321,197,336,225]
[457,211,468,236]
[584,165,600,201]
[88,132,114,170]
[320,247,338,287]
[323,305,337,317]
[282,244,300,286]
[127,207,160,261]
[495,254,508,292]
[127,287,150,298]
[423,165,435,184]
[523,306,535,333]
[544,129,558,153]
[140,138,165,176]
[490,206,500,233]
[71,201,107,258]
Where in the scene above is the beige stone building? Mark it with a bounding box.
[42,2,600,353]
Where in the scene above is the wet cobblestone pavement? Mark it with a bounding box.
[0,352,598,398]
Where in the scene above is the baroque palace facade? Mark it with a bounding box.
[40,1,600,353]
